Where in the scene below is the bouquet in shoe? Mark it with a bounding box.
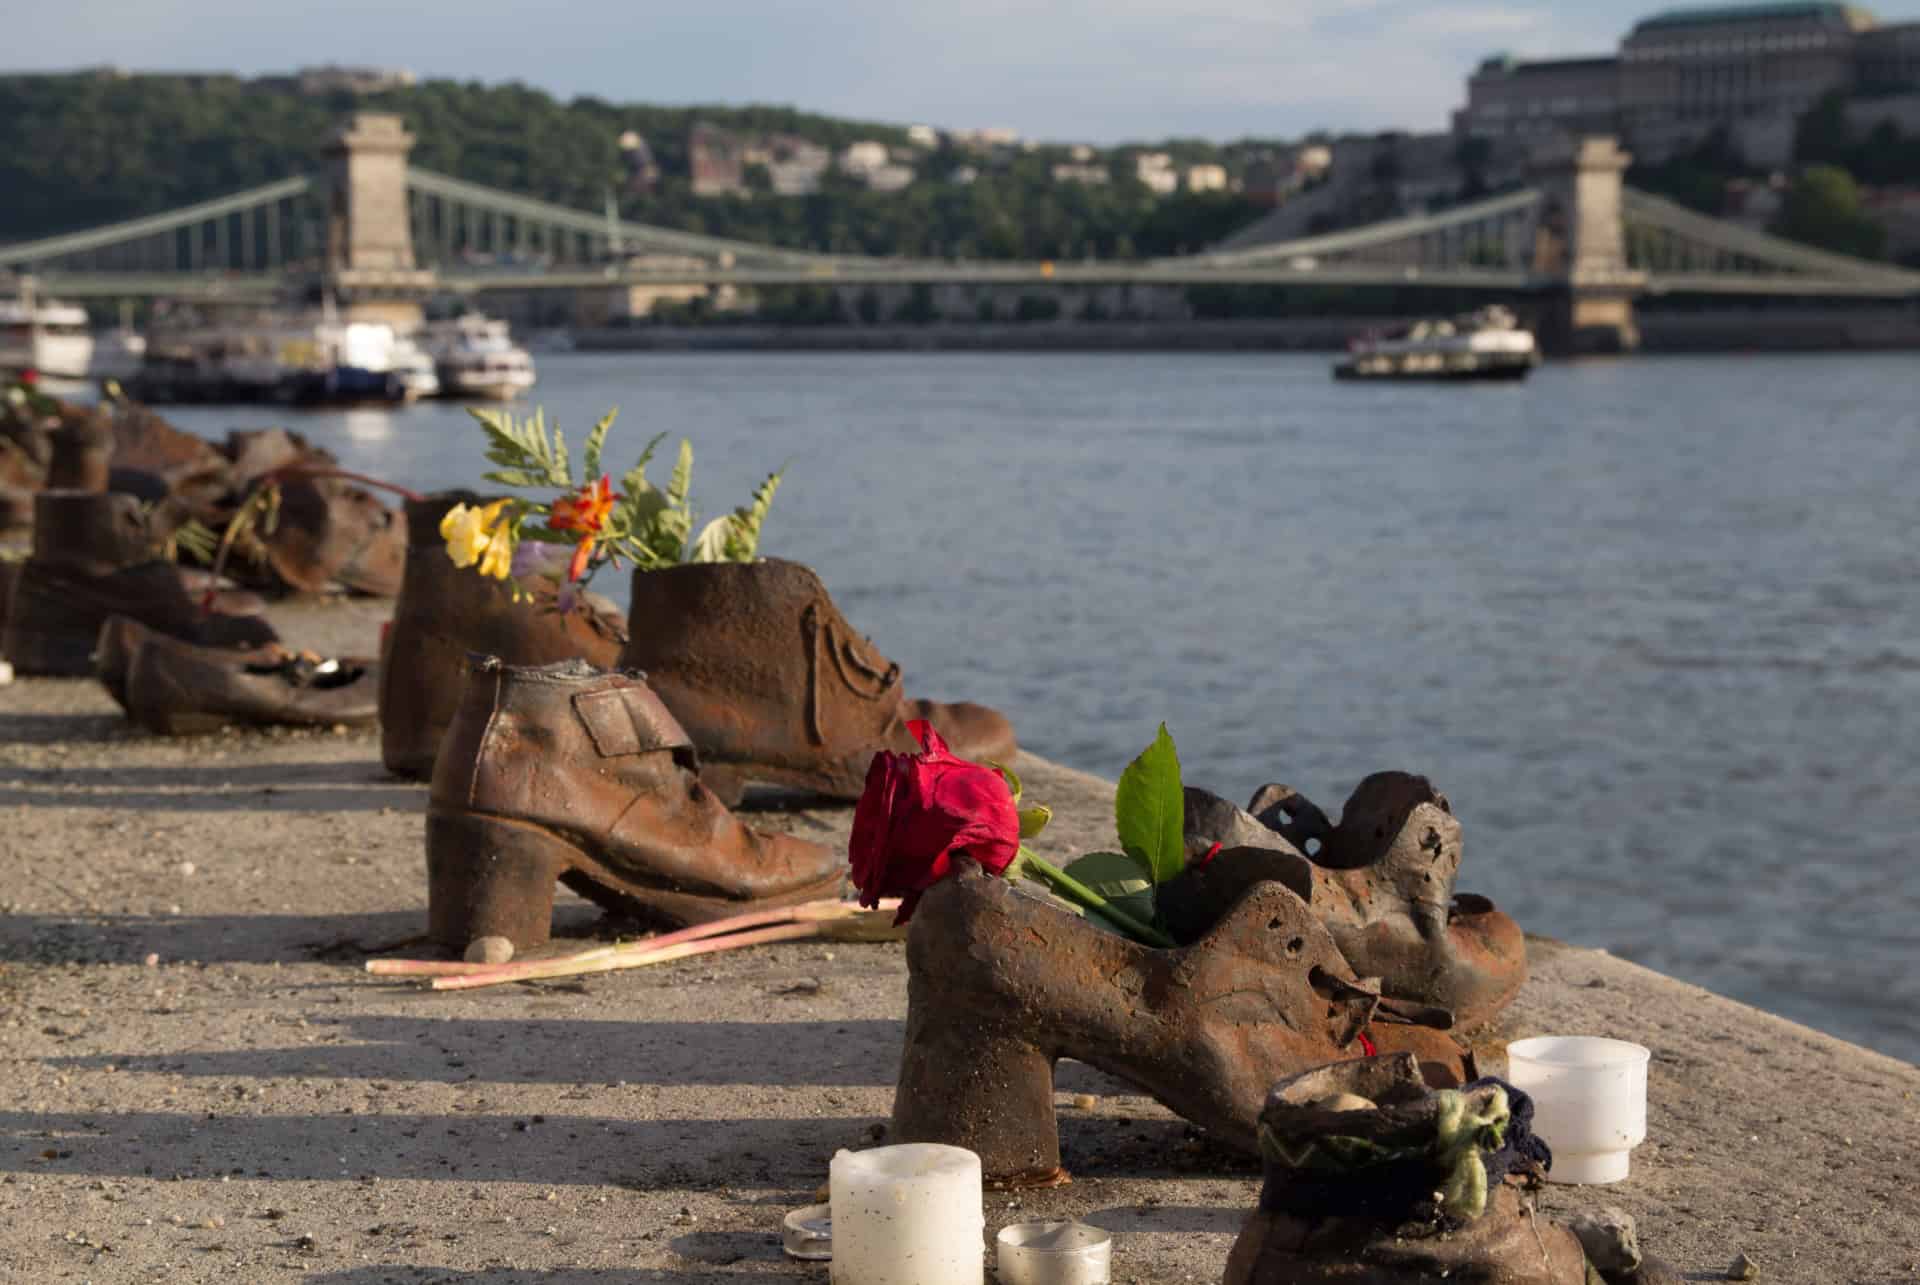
[851,723,1224,948]
[440,406,782,608]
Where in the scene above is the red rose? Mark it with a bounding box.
[849,720,1020,923]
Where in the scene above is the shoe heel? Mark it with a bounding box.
[891,1015,1064,1187]
[427,811,577,952]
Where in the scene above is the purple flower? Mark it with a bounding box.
[511,541,565,579]
[555,582,581,616]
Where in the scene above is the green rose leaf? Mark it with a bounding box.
[1017,805,1051,839]
[1114,722,1185,886]
[1060,851,1156,927]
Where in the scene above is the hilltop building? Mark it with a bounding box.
[296,65,417,95]
[1455,2,1920,166]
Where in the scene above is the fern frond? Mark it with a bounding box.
[472,406,575,489]
[582,408,618,480]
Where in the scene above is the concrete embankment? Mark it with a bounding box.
[574,310,1920,355]
[0,598,1915,1282]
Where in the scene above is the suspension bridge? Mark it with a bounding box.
[2,117,1916,351]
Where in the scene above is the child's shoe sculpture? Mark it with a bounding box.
[1223,1054,1671,1284]
[889,863,1468,1188]
[425,657,847,952]
[615,559,1018,801]
[1182,773,1525,1031]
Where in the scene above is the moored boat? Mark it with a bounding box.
[0,294,95,380]
[1334,305,1539,382]
[421,314,537,399]
[128,314,411,407]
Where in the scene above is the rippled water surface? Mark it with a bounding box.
[161,350,1920,1063]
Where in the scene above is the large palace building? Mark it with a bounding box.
[1455,3,1920,164]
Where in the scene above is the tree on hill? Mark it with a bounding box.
[1772,165,1885,260]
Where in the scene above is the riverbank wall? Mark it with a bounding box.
[1,597,1914,1282]
[573,308,1920,355]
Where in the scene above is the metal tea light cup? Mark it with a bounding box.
[995,1220,1112,1285]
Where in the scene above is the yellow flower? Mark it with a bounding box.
[440,500,510,570]
[477,522,514,580]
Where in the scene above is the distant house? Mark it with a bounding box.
[1051,162,1110,185]
[1185,163,1230,193]
[296,64,416,95]
[690,123,745,197]
[618,130,660,194]
[1135,152,1178,195]
[906,124,940,147]
[840,141,892,175]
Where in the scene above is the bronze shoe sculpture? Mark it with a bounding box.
[45,413,114,492]
[426,657,846,952]
[259,474,405,598]
[889,862,1469,1188]
[615,558,1018,802]
[0,557,19,642]
[1183,773,1526,1031]
[1223,1054,1670,1284]
[380,491,628,779]
[2,491,278,676]
[98,615,379,736]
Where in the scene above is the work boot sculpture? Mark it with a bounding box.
[861,725,1469,1187]
[413,405,1016,791]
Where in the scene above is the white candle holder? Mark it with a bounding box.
[1505,1035,1650,1184]
[996,1220,1112,1285]
[830,1143,984,1285]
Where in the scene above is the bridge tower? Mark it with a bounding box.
[1528,137,1643,355]
[324,112,435,326]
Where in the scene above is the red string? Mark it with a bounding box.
[1357,1031,1377,1057]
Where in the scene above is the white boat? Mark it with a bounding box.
[388,335,441,402]
[0,294,96,380]
[1334,305,1539,381]
[132,313,414,406]
[420,314,538,399]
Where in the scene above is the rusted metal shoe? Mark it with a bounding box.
[1183,773,1526,1031]
[1223,1054,1596,1285]
[379,491,628,780]
[97,615,378,736]
[425,656,846,952]
[105,402,232,520]
[0,557,19,642]
[1,491,278,676]
[615,559,1018,802]
[45,412,114,492]
[889,863,1469,1188]
[260,475,405,598]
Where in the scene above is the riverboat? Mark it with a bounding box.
[420,314,538,399]
[0,294,146,382]
[1334,305,1539,382]
[129,315,413,407]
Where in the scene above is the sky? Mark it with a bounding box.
[14,0,1920,143]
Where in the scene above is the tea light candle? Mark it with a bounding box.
[1505,1035,1650,1184]
[829,1143,984,1285]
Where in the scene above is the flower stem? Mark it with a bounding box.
[1014,846,1177,948]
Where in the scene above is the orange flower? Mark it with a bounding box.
[550,475,617,583]
[551,475,616,535]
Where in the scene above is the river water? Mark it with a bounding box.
[159,350,1920,1064]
